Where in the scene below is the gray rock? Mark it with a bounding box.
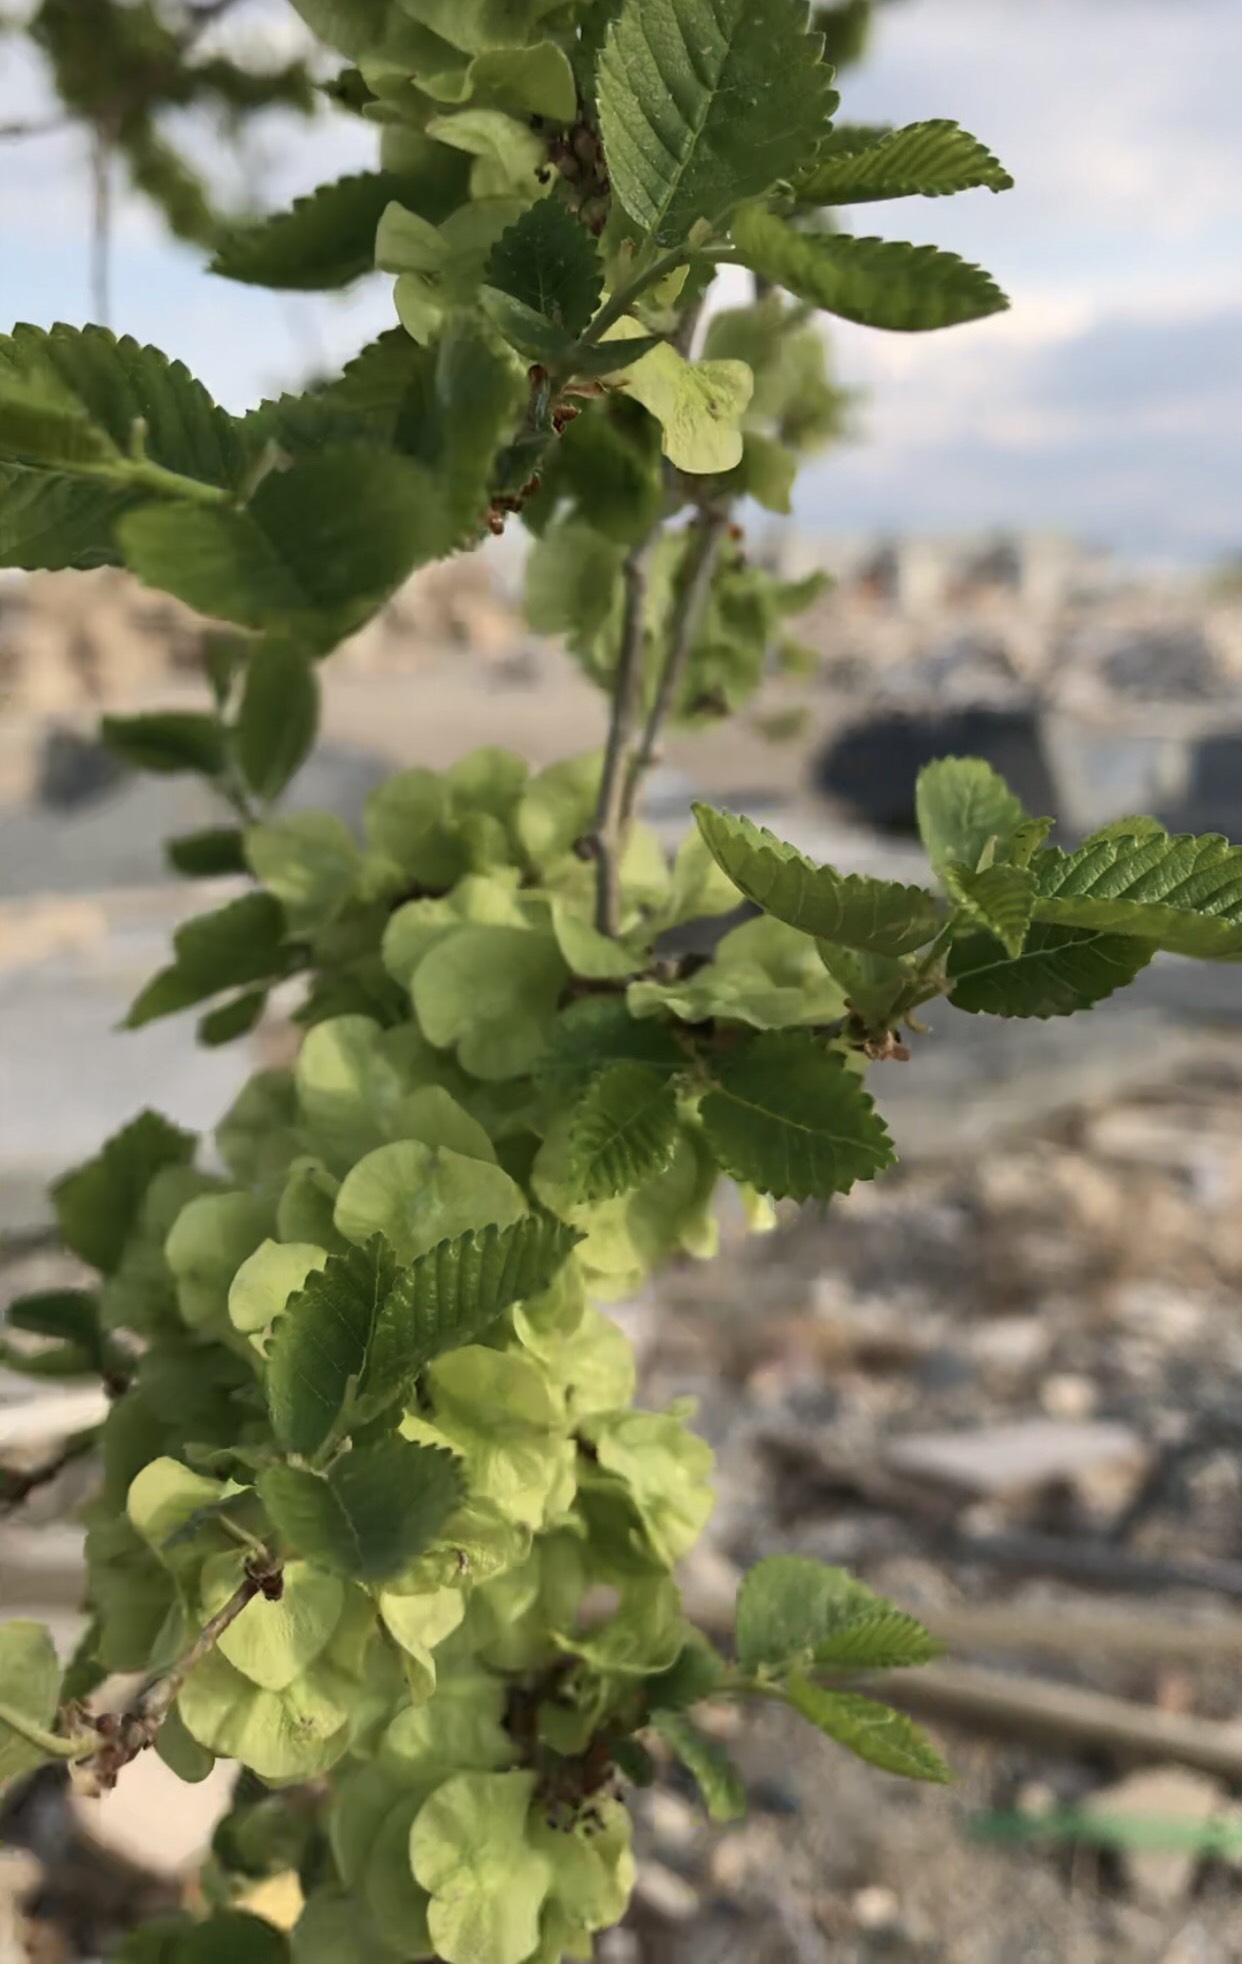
[883,1418,1145,1499]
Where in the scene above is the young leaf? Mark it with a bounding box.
[943,861,1035,959]
[53,1109,195,1275]
[485,200,602,337]
[206,1557,345,1692]
[694,804,939,956]
[607,329,753,475]
[102,712,226,779]
[0,1621,64,1788]
[568,1064,681,1200]
[915,756,1030,877]
[366,1215,582,1406]
[597,0,837,247]
[334,1139,526,1267]
[266,1236,400,1458]
[411,1769,552,1964]
[784,1679,950,1783]
[166,828,248,878]
[258,1438,464,1583]
[229,1239,329,1336]
[236,642,321,802]
[731,205,1009,333]
[125,892,290,1028]
[649,1711,745,1822]
[701,1031,894,1201]
[412,925,569,1080]
[1031,830,1242,957]
[798,119,1013,205]
[211,172,452,289]
[948,923,1156,1019]
[177,1645,355,1781]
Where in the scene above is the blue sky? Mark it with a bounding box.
[2,0,1240,562]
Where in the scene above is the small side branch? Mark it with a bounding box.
[90,127,113,328]
[592,533,656,936]
[622,506,728,828]
[81,1553,282,1790]
[0,1431,98,1518]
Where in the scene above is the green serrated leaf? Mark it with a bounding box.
[735,1554,937,1673]
[1031,830,1242,957]
[166,828,248,878]
[731,205,1009,333]
[118,448,453,649]
[695,804,939,955]
[701,1030,893,1200]
[102,711,225,779]
[247,813,362,932]
[198,989,269,1048]
[650,1711,745,1821]
[125,892,290,1028]
[568,1064,680,1201]
[597,0,837,247]
[183,1912,292,1964]
[0,461,138,571]
[948,923,1156,1019]
[259,1438,464,1583]
[236,643,320,802]
[944,861,1035,958]
[817,944,910,1030]
[0,324,242,486]
[366,1215,580,1410]
[1088,815,1168,844]
[486,200,602,336]
[915,756,1029,876]
[53,1110,195,1275]
[784,1679,950,1783]
[265,1235,399,1457]
[537,998,685,1098]
[798,118,1013,204]
[212,173,458,290]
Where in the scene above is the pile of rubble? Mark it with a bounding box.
[614,1050,1242,1962]
[0,556,522,724]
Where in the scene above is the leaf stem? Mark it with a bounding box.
[580,243,694,347]
[621,506,728,829]
[115,456,234,506]
[0,1430,99,1517]
[593,531,657,936]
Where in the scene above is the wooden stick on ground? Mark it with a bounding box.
[927,1601,1242,1665]
[879,1662,1242,1783]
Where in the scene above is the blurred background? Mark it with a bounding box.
[3,2,1242,1960]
